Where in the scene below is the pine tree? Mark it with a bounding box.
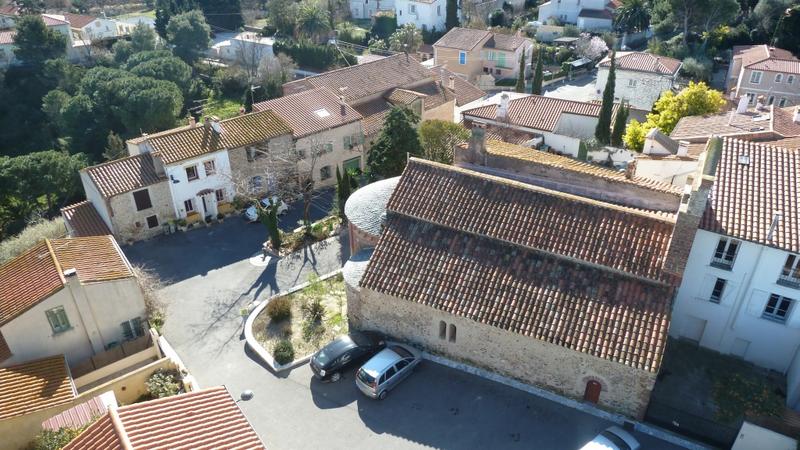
[367,107,422,179]
[595,50,616,145]
[445,0,459,31]
[531,48,543,95]
[610,102,629,147]
[515,51,526,93]
[154,0,173,38]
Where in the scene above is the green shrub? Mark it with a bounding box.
[273,339,295,364]
[0,217,65,265]
[371,14,397,40]
[301,298,325,323]
[27,427,84,450]
[266,297,292,322]
[145,368,183,398]
[272,40,357,71]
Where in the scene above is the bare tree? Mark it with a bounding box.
[234,33,271,79]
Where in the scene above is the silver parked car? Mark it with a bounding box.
[244,196,288,222]
[355,343,421,400]
[579,426,640,450]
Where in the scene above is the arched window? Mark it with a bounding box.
[448,324,457,342]
[438,321,446,340]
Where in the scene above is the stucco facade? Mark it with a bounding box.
[537,0,607,25]
[434,35,532,82]
[165,150,233,220]
[0,276,146,368]
[670,229,800,374]
[596,66,678,111]
[350,0,395,19]
[734,68,800,108]
[396,0,446,32]
[350,287,657,418]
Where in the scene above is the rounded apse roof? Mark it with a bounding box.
[343,248,374,290]
[344,177,400,237]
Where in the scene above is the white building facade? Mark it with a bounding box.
[596,52,682,110]
[537,0,608,25]
[164,150,233,221]
[350,0,395,19]
[396,0,446,32]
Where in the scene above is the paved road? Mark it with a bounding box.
[125,226,686,449]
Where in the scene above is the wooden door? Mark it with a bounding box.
[584,380,601,404]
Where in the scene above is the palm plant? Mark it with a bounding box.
[614,0,651,34]
[296,0,331,42]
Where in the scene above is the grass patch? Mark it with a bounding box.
[253,273,347,363]
[113,9,156,19]
[279,216,341,254]
[203,96,242,120]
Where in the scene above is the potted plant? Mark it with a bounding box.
[205,214,213,224]
[217,212,225,223]
[177,219,188,232]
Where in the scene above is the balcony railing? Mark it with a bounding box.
[710,257,734,270]
[778,274,800,289]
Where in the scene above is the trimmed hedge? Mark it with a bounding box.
[273,41,357,71]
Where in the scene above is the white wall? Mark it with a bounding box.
[83,278,146,347]
[577,16,612,31]
[350,0,396,19]
[635,158,699,187]
[0,288,94,367]
[596,67,676,110]
[396,0,445,32]
[79,171,114,232]
[76,18,118,40]
[732,421,797,450]
[166,150,232,219]
[670,229,800,373]
[537,0,606,24]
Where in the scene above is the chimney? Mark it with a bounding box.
[497,93,510,120]
[794,106,800,124]
[662,136,722,282]
[654,56,660,71]
[756,95,766,111]
[677,141,690,157]
[449,75,455,90]
[63,268,77,278]
[339,95,347,116]
[188,116,196,126]
[466,125,487,165]
[767,210,782,242]
[204,117,211,129]
[624,159,637,179]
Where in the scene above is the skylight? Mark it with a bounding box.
[314,108,330,118]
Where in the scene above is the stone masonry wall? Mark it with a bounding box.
[110,180,175,242]
[352,287,658,419]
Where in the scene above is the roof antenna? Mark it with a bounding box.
[767,210,782,241]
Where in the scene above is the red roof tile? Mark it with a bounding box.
[64,387,266,450]
[60,12,97,29]
[254,87,362,138]
[599,52,682,76]
[463,95,606,132]
[42,393,112,431]
[700,138,799,253]
[61,201,111,237]
[0,30,15,45]
[0,355,76,421]
[83,153,164,198]
[433,27,490,51]
[773,106,800,137]
[748,58,800,74]
[386,159,676,282]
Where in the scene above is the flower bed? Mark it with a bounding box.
[252,274,347,365]
[269,216,342,256]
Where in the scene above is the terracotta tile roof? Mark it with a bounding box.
[484,139,682,195]
[462,95,606,132]
[83,153,164,198]
[386,159,676,282]
[485,33,530,51]
[0,237,133,326]
[700,138,799,253]
[0,5,19,15]
[61,201,112,237]
[578,8,614,19]
[734,45,798,70]
[670,110,773,141]
[49,236,133,283]
[599,52,682,76]
[406,80,455,110]
[64,386,266,450]
[773,106,800,137]
[42,393,112,431]
[385,88,423,105]
[433,27,490,50]
[483,126,536,145]
[253,87,362,138]
[41,15,69,26]
[747,58,800,74]
[352,98,392,136]
[282,53,435,103]
[0,355,76,421]
[0,241,64,326]
[750,136,800,149]
[145,110,293,164]
[433,67,486,106]
[0,30,15,44]
[60,12,97,29]
[362,214,672,372]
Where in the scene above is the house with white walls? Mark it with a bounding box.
[537,0,617,29]
[350,0,395,19]
[727,45,800,108]
[0,236,146,367]
[461,93,622,157]
[667,136,800,409]
[596,52,682,110]
[396,0,445,33]
[211,32,274,65]
[45,12,118,41]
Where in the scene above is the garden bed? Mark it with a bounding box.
[265,215,341,256]
[252,273,347,366]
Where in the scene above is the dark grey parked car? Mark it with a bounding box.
[310,331,386,382]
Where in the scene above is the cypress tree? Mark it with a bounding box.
[531,47,543,95]
[515,51,526,93]
[445,0,459,31]
[610,102,629,147]
[595,50,616,145]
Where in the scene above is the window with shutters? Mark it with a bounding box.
[203,160,216,176]
[146,215,159,229]
[132,189,152,211]
[184,198,194,212]
[185,165,199,181]
[709,278,726,303]
[215,189,225,202]
[46,306,71,334]
[121,318,145,340]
